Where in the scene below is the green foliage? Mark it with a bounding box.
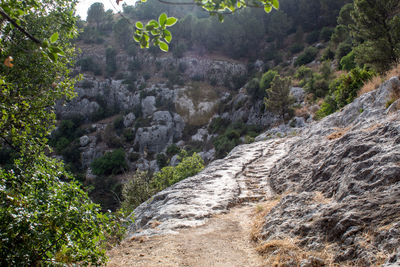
[121,171,151,214]
[208,117,231,134]
[212,122,262,159]
[260,70,278,91]
[87,2,105,28]
[156,153,168,169]
[340,51,356,71]
[113,115,124,130]
[0,1,127,265]
[315,95,338,119]
[304,73,330,99]
[105,47,118,77]
[213,129,240,159]
[319,27,334,42]
[350,0,400,72]
[289,43,304,54]
[333,68,374,108]
[91,149,128,176]
[150,152,204,192]
[295,47,318,66]
[316,68,374,119]
[265,75,295,119]
[166,144,180,156]
[0,156,120,266]
[306,30,320,44]
[335,42,352,62]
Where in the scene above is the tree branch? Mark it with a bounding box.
[0,8,41,45]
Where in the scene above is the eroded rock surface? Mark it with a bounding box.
[128,76,400,265]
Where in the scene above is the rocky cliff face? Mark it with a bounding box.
[127,76,400,265]
[55,49,282,176]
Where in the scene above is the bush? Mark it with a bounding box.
[156,153,168,169]
[289,43,304,54]
[150,152,204,192]
[321,47,335,61]
[91,149,127,176]
[333,68,374,108]
[121,171,151,214]
[335,42,352,62]
[340,51,356,71]
[166,144,180,156]
[295,47,318,66]
[113,115,124,130]
[259,70,278,91]
[0,156,119,266]
[319,27,334,42]
[306,30,320,44]
[315,95,338,119]
[208,117,230,134]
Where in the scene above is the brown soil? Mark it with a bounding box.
[107,205,265,267]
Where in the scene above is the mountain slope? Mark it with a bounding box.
[109,76,400,265]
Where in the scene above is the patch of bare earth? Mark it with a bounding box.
[107,205,265,267]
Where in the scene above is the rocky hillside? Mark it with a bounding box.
[123,76,400,266]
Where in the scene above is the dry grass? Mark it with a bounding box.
[359,63,400,96]
[312,191,332,204]
[326,127,351,140]
[256,238,339,267]
[250,199,280,242]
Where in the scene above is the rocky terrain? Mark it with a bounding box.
[114,76,400,266]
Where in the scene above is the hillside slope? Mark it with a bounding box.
[108,76,400,266]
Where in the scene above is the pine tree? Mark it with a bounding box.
[350,0,400,73]
[265,75,295,120]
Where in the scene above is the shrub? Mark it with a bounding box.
[166,144,180,156]
[246,77,263,100]
[156,153,168,169]
[289,43,304,54]
[295,47,318,66]
[0,157,119,266]
[208,117,231,134]
[321,47,335,61]
[319,27,334,42]
[259,70,278,91]
[128,152,140,162]
[123,129,135,142]
[306,30,320,44]
[91,149,127,176]
[335,42,352,62]
[315,95,338,119]
[113,115,124,130]
[121,171,151,214]
[150,152,204,192]
[340,51,356,71]
[334,68,374,108]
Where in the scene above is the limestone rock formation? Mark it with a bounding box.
[127,76,400,265]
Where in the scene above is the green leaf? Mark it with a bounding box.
[158,41,169,52]
[135,21,143,29]
[218,14,224,22]
[165,17,178,26]
[272,0,279,9]
[164,30,172,43]
[50,32,59,43]
[264,5,272,13]
[158,13,167,26]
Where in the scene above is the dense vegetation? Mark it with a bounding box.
[1,0,399,264]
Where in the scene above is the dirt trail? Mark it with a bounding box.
[107,204,264,267]
[107,140,289,266]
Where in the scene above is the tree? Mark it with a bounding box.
[0,1,124,265]
[350,0,400,73]
[87,2,106,29]
[265,75,295,120]
[116,0,280,51]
